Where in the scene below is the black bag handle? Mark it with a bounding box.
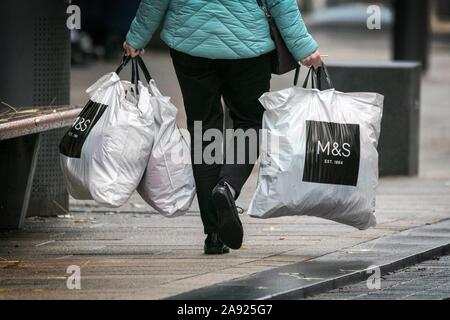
[316,62,334,90]
[115,54,132,74]
[116,54,139,94]
[302,67,317,89]
[301,62,334,90]
[131,58,140,95]
[294,65,301,86]
[131,56,153,83]
[116,54,153,96]
[136,56,152,83]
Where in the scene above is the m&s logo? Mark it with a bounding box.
[303,120,360,186]
[317,141,351,158]
[72,117,91,132]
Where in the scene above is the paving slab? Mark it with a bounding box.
[167,220,450,300]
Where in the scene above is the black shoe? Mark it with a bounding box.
[204,233,230,255]
[212,181,243,250]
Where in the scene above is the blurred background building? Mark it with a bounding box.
[70,0,450,65]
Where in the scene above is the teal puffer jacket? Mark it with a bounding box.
[126,0,318,61]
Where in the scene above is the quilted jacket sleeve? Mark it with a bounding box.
[266,0,318,61]
[126,0,171,49]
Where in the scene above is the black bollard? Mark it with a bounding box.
[393,0,431,72]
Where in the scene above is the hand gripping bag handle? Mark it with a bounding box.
[301,62,334,90]
[115,54,153,95]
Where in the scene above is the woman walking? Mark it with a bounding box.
[124,0,322,254]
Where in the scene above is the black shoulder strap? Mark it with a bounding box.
[256,0,271,19]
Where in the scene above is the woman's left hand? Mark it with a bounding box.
[123,41,144,58]
[300,50,322,68]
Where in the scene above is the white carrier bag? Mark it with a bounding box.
[248,65,383,230]
[137,75,195,217]
[59,56,154,207]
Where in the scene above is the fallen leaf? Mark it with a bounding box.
[2,261,25,269]
[57,214,74,219]
[345,249,374,254]
[418,267,427,271]
[262,226,282,232]
[35,240,55,247]
[17,108,41,114]
[279,272,324,281]
[55,255,73,260]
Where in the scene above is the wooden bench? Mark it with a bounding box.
[0,106,81,229]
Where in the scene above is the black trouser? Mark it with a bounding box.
[170,49,271,234]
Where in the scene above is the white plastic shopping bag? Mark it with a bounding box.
[59,56,154,207]
[137,79,195,217]
[137,79,196,217]
[248,66,383,230]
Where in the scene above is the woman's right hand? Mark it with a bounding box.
[123,41,144,57]
[300,50,322,68]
